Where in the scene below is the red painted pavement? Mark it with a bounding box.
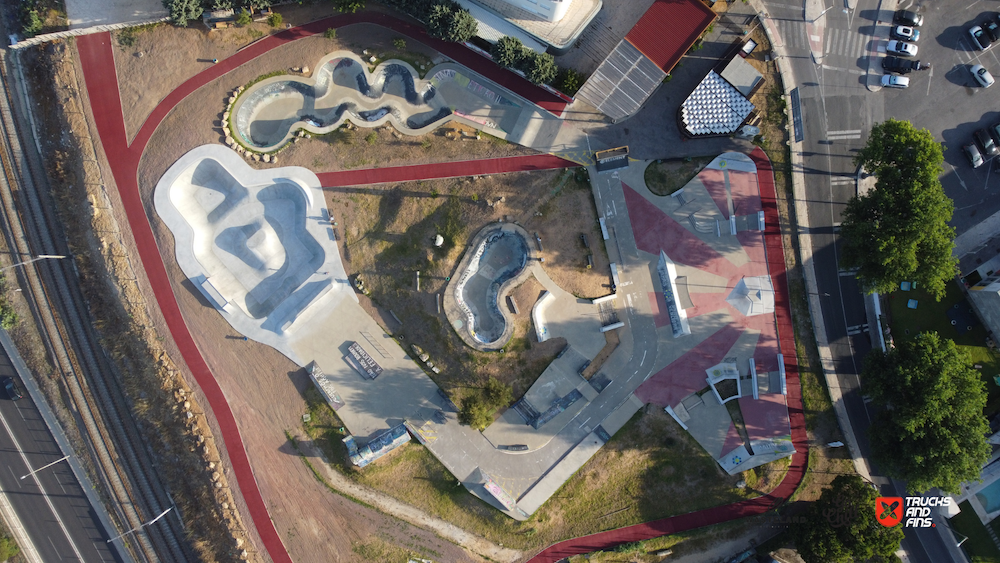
[317,154,576,186]
[525,148,807,562]
[77,9,578,561]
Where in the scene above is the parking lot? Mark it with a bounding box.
[880,1,1000,234]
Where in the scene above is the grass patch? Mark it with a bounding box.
[887,282,1000,416]
[951,501,1000,562]
[644,157,715,196]
[115,22,161,48]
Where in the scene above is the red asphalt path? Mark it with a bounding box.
[524,148,808,562]
[317,154,576,186]
[76,12,573,562]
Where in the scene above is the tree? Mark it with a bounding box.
[555,68,583,95]
[522,52,557,84]
[794,474,904,563]
[842,119,956,300]
[483,377,512,409]
[163,0,201,26]
[862,332,990,493]
[266,11,282,27]
[426,5,477,43]
[458,395,493,431]
[235,8,252,26]
[491,36,524,69]
[332,0,365,13]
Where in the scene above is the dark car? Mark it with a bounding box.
[970,25,991,50]
[991,122,1000,145]
[975,129,999,157]
[986,21,1000,42]
[2,377,22,401]
[895,9,923,27]
[882,56,921,74]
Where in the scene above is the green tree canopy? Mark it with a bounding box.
[332,0,365,13]
[843,119,956,300]
[491,36,524,68]
[521,52,557,85]
[862,332,990,493]
[163,0,201,26]
[426,4,477,43]
[794,474,904,563]
[458,395,492,431]
[483,377,512,409]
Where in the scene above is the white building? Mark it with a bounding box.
[494,0,571,22]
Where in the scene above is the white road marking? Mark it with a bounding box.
[948,163,969,191]
[926,65,934,96]
[640,351,646,366]
[819,64,865,75]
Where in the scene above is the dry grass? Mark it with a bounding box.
[644,156,718,196]
[329,168,609,404]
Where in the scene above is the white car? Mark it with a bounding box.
[886,40,918,57]
[881,74,910,89]
[969,25,991,50]
[972,64,995,88]
[891,26,920,42]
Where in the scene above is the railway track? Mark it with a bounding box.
[0,48,194,563]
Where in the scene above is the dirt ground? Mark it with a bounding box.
[113,14,534,170]
[326,168,609,402]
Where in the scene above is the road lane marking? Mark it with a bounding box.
[640,351,646,366]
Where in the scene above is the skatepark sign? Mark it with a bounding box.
[595,146,629,172]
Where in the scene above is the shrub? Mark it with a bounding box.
[162,0,200,27]
[393,37,406,50]
[365,131,378,145]
[458,395,492,431]
[22,9,43,36]
[483,377,512,409]
[332,0,365,13]
[267,12,282,27]
[0,303,17,331]
[555,67,583,95]
[523,52,557,85]
[324,27,337,39]
[491,36,524,69]
[236,9,252,26]
[426,4,477,43]
[0,536,19,560]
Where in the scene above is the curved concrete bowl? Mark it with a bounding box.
[444,223,536,351]
[153,144,353,360]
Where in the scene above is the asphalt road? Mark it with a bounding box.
[879,0,1000,234]
[0,346,122,562]
[761,0,970,560]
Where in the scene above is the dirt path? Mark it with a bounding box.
[294,433,522,563]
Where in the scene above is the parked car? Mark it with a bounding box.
[991,122,1000,145]
[965,143,985,168]
[881,74,910,89]
[882,56,922,74]
[970,25,991,50]
[972,64,996,87]
[895,9,923,27]
[986,20,1000,42]
[887,40,918,57]
[975,129,999,157]
[891,26,921,42]
[1,377,21,401]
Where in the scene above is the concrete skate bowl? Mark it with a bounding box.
[450,226,531,350]
[155,146,331,325]
[232,53,456,151]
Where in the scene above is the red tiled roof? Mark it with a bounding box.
[625,0,717,74]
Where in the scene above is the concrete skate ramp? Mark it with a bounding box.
[457,231,529,345]
[154,145,347,343]
[232,52,523,151]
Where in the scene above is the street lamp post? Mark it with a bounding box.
[20,454,69,480]
[107,507,173,544]
[1,254,65,272]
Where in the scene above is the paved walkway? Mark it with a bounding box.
[525,148,808,562]
[316,154,576,186]
[75,11,580,561]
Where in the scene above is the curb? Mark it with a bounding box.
[747,0,873,482]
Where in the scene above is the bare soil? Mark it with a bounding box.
[112,12,534,169]
[327,169,609,403]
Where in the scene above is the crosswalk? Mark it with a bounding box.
[776,20,868,60]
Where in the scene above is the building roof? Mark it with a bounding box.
[625,0,717,74]
[455,0,548,53]
[719,56,764,97]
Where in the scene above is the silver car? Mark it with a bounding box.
[881,74,910,89]
[972,64,995,88]
[886,40,918,57]
[965,144,985,168]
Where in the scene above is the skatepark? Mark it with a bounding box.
[231,52,525,151]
